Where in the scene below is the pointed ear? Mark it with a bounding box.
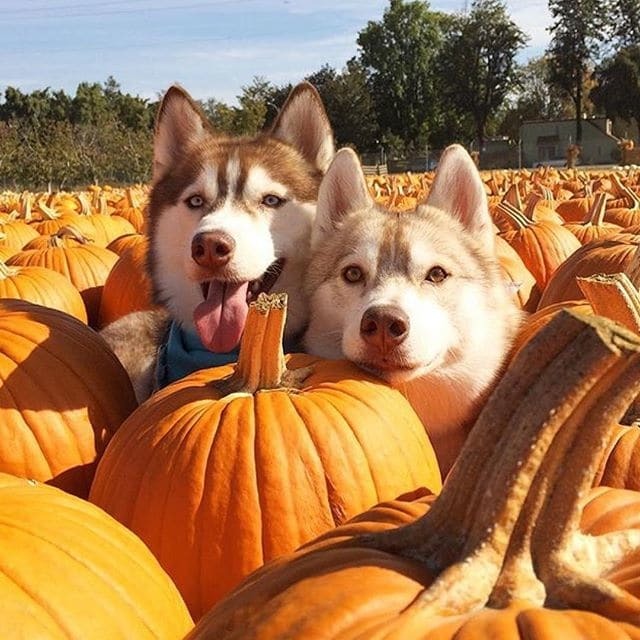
[312,148,371,248]
[425,144,495,251]
[270,82,335,173]
[153,85,210,183]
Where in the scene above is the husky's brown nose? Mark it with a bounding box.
[360,305,409,351]
[191,231,235,268]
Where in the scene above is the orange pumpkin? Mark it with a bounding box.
[537,233,640,309]
[98,236,157,327]
[187,310,640,639]
[111,187,147,233]
[0,299,136,497]
[0,218,40,250]
[72,193,136,246]
[0,473,193,639]
[494,235,540,312]
[563,192,622,244]
[90,293,442,619]
[106,232,146,256]
[595,425,640,491]
[0,260,88,323]
[6,228,119,328]
[499,205,581,290]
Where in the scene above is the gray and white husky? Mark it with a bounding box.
[303,145,523,474]
[101,82,334,402]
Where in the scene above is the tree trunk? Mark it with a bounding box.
[575,69,583,144]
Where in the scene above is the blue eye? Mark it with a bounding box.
[262,194,285,208]
[186,195,204,208]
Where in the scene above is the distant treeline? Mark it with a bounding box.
[1,0,639,189]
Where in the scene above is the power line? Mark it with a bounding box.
[0,0,261,20]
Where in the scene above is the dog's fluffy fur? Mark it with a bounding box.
[101,82,334,402]
[303,145,523,474]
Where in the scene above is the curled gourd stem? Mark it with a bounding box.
[357,310,640,621]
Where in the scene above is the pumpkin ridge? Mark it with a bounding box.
[0,548,70,636]
[286,393,348,528]
[0,515,158,635]
[14,338,109,466]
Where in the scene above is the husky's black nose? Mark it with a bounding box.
[360,305,409,351]
[191,231,235,268]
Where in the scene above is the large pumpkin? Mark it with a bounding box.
[0,473,193,639]
[90,293,442,619]
[6,228,119,327]
[187,310,640,639]
[0,260,88,323]
[537,233,640,309]
[498,205,581,290]
[97,236,158,328]
[0,299,137,497]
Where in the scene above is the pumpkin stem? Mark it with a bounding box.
[610,174,640,210]
[577,273,640,334]
[523,192,542,219]
[496,203,532,230]
[357,311,640,618]
[215,293,308,396]
[582,192,608,227]
[78,193,94,216]
[36,197,61,221]
[502,183,523,211]
[0,260,13,278]
[20,192,32,222]
[53,225,91,246]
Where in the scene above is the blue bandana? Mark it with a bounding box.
[155,321,300,390]
[155,322,239,390]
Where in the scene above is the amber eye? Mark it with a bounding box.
[426,266,448,283]
[262,194,285,208]
[186,195,204,209]
[342,265,364,284]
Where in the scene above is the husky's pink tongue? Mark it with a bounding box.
[193,281,249,352]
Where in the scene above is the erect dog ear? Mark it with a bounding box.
[312,148,371,249]
[270,82,335,174]
[153,85,210,183]
[424,144,495,251]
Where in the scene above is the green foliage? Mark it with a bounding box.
[356,0,448,152]
[0,77,153,190]
[497,56,575,140]
[591,45,640,127]
[5,0,640,185]
[610,0,640,48]
[438,0,528,152]
[304,61,380,152]
[546,0,609,143]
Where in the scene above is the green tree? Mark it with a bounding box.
[610,0,640,47]
[439,0,527,155]
[591,45,640,132]
[303,61,379,152]
[356,0,448,152]
[200,98,236,133]
[546,0,608,143]
[497,56,575,139]
[233,76,272,135]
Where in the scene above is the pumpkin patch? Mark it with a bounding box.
[3,165,640,637]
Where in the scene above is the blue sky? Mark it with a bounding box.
[1,0,551,104]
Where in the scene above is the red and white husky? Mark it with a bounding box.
[101,82,335,402]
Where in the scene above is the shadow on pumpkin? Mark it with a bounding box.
[0,298,137,498]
